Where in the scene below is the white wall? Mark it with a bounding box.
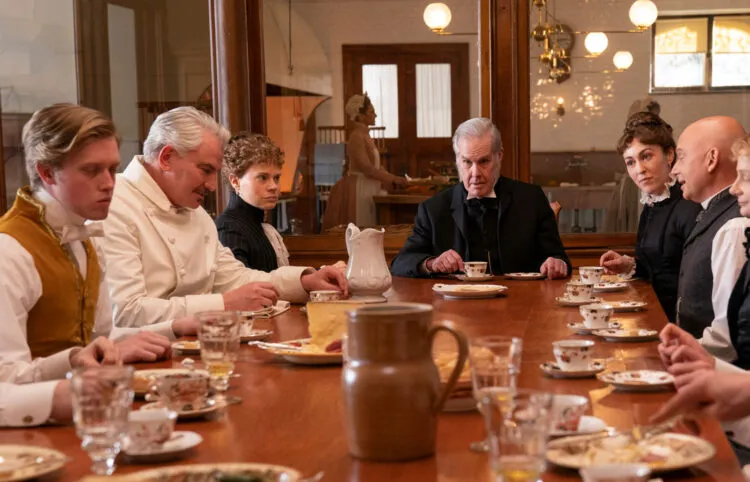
[0,0,77,113]
[282,0,480,127]
[530,0,750,152]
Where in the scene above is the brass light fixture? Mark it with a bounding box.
[423,2,477,36]
[530,0,575,84]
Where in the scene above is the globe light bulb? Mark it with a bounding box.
[613,51,634,71]
[423,3,452,33]
[584,32,609,56]
[629,0,658,30]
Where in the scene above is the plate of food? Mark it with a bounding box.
[597,370,674,392]
[434,349,475,412]
[172,340,201,355]
[546,432,716,473]
[607,300,648,312]
[133,368,210,396]
[593,282,629,292]
[593,329,659,342]
[432,283,508,299]
[127,463,303,482]
[0,445,67,482]
[555,296,603,307]
[550,416,610,438]
[504,272,546,280]
[254,338,342,365]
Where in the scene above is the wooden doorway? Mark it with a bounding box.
[342,43,470,178]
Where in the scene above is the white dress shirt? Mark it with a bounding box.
[700,215,750,362]
[0,381,59,427]
[0,190,176,385]
[102,157,310,328]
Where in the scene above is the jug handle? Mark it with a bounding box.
[345,223,358,257]
[428,321,469,414]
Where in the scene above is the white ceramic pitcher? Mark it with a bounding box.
[345,223,392,300]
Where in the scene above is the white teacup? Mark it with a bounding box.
[464,261,488,278]
[551,394,589,432]
[565,281,594,302]
[553,340,595,371]
[580,463,651,482]
[579,266,605,284]
[128,408,177,450]
[310,290,344,302]
[579,303,614,329]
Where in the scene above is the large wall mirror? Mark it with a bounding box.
[529,0,750,235]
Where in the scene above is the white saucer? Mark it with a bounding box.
[124,431,202,461]
[593,282,628,292]
[140,400,218,420]
[171,341,200,355]
[607,300,648,312]
[555,296,603,307]
[593,328,659,342]
[567,321,621,335]
[453,274,496,282]
[433,283,508,299]
[240,329,273,343]
[340,295,387,304]
[549,416,610,438]
[540,360,607,378]
[597,370,674,392]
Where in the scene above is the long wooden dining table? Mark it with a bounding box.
[3,277,745,481]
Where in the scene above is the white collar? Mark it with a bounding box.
[701,185,733,210]
[122,156,192,214]
[466,190,497,201]
[639,178,676,206]
[32,188,86,237]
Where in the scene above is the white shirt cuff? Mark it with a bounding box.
[0,380,59,427]
[140,321,178,341]
[184,293,225,316]
[272,266,312,303]
[39,348,75,381]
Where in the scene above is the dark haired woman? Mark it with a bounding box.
[600,112,702,322]
[321,94,407,229]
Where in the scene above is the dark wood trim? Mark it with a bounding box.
[491,0,530,182]
[480,0,491,118]
[209,0,267,214]
[74,0,113,115]
[0,101,6,214]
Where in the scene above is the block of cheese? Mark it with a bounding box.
[306,302,364,351]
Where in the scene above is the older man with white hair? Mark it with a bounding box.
[102,107,346,328]
[391,117,570,279]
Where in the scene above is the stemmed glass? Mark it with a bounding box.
[68,365,134,475]
[469,335,523,453]
[197,310,241,404]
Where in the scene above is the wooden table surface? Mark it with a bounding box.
[3,277,744,482]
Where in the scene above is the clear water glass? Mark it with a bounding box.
[480,388,553,482]
[197,310,241,393]
[68,365,134,475]
[469,336,523,452]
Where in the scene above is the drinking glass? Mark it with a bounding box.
[68,365,134,475]
[480,388,553,482]
[470,336,523,452]
[197,310,241,393]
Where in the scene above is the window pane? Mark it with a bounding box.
[416,63,452,138]
[362,64,398,138]
[712,16,750,87]
[654,18,708,54]
[654,53,706,87]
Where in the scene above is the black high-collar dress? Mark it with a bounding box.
[215,192,279,272]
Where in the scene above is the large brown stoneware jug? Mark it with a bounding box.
[342,303,469,461]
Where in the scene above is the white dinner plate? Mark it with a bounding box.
[127,463,303,482]
[547,432,715,473]
[597,370,674,392]
[124,431,203,461]
[607,300,648,312]
[255,339,343,366]
[0,445,67,482]
[567,321,621,335]
[240,329,273,343]
[593,328,659,342]
[432,283,508,299]
[540,360,607,379]
[555,296,603,307]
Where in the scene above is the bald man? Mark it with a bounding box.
[672,116,749,362]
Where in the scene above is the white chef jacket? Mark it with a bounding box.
[0,189,176,384]
[102,157,310,328]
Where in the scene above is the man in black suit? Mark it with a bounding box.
[391,118,570,279]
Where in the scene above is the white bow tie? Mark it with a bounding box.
[60,222,105,244]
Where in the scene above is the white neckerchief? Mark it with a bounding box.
[32,189,103,243]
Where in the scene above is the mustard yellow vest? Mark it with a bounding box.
[0,188,98,358]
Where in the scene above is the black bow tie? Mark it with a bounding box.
[466,197,499,213]
[744,227,750,260]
